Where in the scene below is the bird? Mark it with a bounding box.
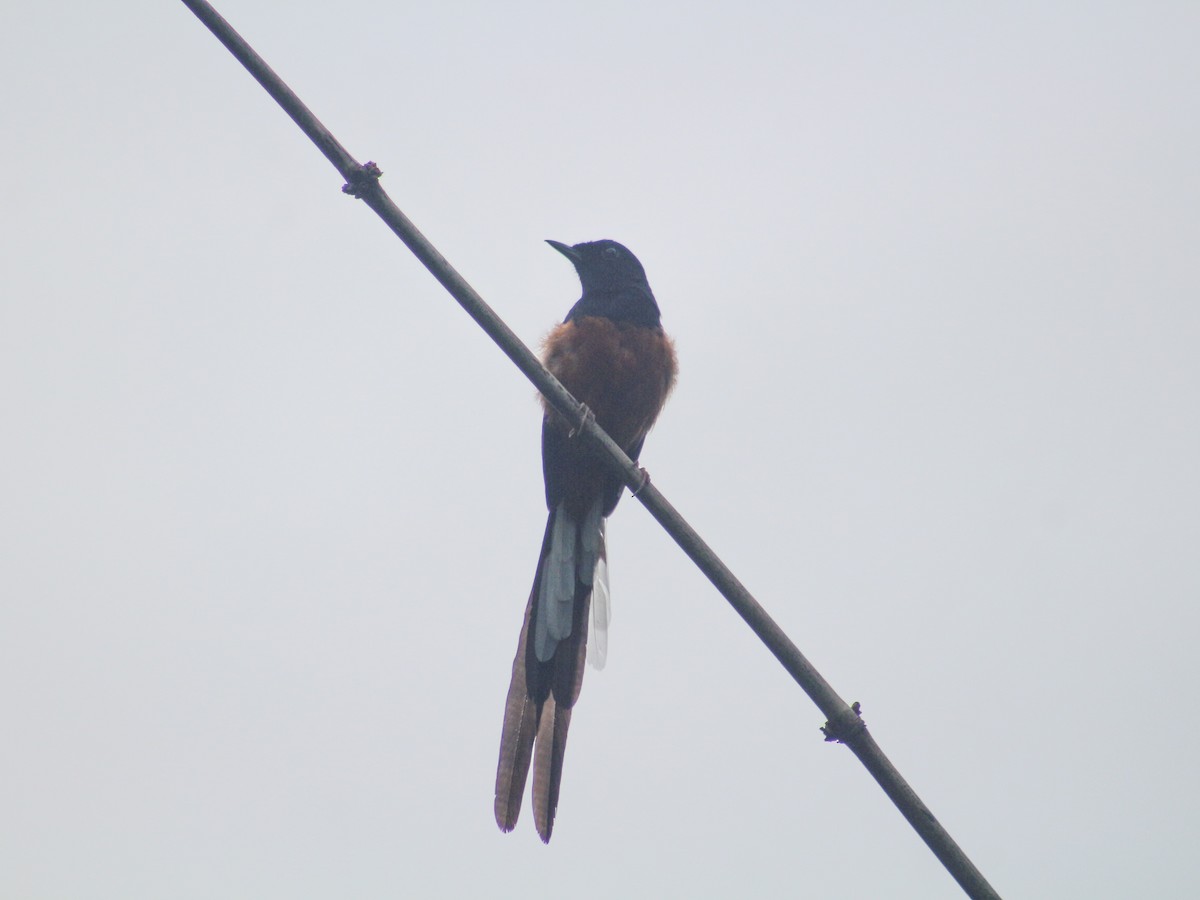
[494,239,677,842]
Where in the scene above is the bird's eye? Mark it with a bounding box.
[603,246,619,258]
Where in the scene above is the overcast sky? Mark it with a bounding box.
[3,2,1198,898]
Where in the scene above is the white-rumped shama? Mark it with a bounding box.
[494,239,677,842]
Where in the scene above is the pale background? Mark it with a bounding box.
[2,3,1198,898]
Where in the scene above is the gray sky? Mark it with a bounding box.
[3,2,1198,897]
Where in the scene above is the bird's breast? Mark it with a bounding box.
[541,316,677,450]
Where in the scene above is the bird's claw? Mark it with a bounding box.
[568,403,595,438]
[631,467,651,497]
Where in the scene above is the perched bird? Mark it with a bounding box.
[494,239,677,842]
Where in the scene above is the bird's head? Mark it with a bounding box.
[546,239,650,296]
[547,239,661,326]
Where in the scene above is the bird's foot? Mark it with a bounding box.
[568,403,595,439]
[631,467,652,497]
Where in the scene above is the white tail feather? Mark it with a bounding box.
[537,501,611,668]
[536,504,577,660]
[578,500,604,586]
[587,524,609,670]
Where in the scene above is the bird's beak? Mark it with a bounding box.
[545,240,582,264]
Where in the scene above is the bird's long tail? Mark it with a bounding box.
[494,501,606,842]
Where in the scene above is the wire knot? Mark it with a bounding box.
[821,701,865,744]
[342,161,382,198]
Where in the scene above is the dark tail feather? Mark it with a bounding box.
[495,593,539,832]
[496,509,593,840]
[552,579,590,707]
[531,696,572,843]
[528,507,592,708]
[529,583,587,842]
[524,514,557,706]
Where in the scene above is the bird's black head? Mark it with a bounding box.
[547,239,662,327]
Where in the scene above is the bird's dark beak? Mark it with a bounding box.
[546,240,582,264]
